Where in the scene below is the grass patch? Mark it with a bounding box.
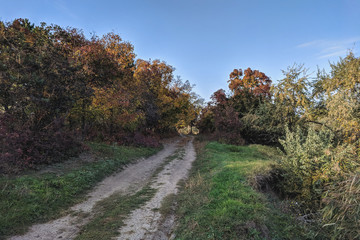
[159,193,177,216]
[74,186,157,240]
[0,143,159,239]
[174,141,312,240]
[152,147,185,177]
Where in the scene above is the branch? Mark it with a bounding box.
[304,120,336,133]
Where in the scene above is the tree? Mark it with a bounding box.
[0,18,202,170]
[87,33,140,137]
[0,19,81,169]
[314,52,360,143]
[209,89,244,144]
[0,19,82,130]
[228,68,272,117]
[272,64,311,127]
[228,67,271,97]
[134,59,174,131]
[197,67,273,144]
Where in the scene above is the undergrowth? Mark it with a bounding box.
[278,126,360,239]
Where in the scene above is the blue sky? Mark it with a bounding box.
[1,0,359,100]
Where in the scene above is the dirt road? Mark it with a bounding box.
[9,136,196,240]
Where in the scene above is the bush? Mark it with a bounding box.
[196,107,215,133]
[213,105,245,145]
[130,131,160,148]
[0,114,81,173]
[240,102,285,145]
[85,126,161,148]
[278,126,357,208]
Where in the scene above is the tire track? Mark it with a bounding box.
[116,137,196,240]
[9,139,180,240]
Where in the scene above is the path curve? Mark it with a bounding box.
[9,139,180,240]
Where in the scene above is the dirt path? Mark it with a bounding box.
[9,138,190,240]
[116,137,196,240]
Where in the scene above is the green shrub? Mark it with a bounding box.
[278,126,357,208]
[279,126,332,205]
[240,101,286,145]
[277,126,360,239]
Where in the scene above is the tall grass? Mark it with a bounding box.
[321,172,360,239]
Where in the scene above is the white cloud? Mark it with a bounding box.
[296,40,325,48]
[318,50,348,59]
[297,37,360,59]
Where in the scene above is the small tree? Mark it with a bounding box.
[272,64,311,127]
[315,52,360,144]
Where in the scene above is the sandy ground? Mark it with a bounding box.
[9,138,187,240]
[116,137,196,240]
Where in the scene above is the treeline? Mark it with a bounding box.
[198,53,360,239]
[0,19,201,173]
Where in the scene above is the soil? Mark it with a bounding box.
[9,136,196,240]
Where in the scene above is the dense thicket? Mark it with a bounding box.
[0,19,201,173]
[199,53,360,239]
[198,67,275,144]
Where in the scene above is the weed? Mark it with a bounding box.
[159,193,177,217]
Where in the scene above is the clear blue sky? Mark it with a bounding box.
[1,0,359,101]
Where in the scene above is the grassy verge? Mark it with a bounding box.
[0,143,159,239]
[174,141,313,240]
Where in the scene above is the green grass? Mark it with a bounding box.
[74,186,157,240]
[0,143,159,239]
[174,141,312,240]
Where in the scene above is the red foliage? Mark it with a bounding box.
[212,104,245,145]
[211,89,227,105]
[0,114,81,173]
[131,132,161,148]
[207,90,245,145]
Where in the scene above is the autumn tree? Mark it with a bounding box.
[0,19,82,169]
[228,67,272,117]
[134,59,174,131]
[197,105,215,133]
[228,67,272,97]
[198,67,273,144]
[0,19,83,129]
[209,89,244,144]
[88,33,141,137]
[0,18,201,170]
[313,52,360,143]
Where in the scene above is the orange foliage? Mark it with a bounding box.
[228,67,271,97]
